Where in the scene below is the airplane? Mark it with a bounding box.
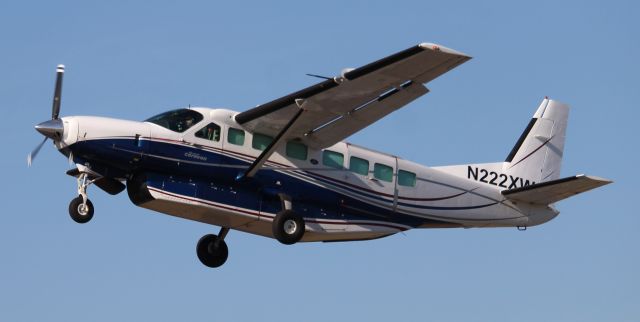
[29,43,611,268]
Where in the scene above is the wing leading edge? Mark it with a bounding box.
[235,43,471,149]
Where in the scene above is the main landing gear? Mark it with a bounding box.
[68,172,95,223]
[197,227,230,268]
[195,209,306,268]
[272,210,306,245]
[270,194,306,245]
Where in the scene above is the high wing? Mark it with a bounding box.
[235,43,471,149]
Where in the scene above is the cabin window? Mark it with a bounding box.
[374,163,393,182]
[398,170,417,187]
[194,122,221,142]
[349,156,369,176]
[252,133,273,151]
[145,109,203,133]
[227,128,245,146]
[322,150,344,169]
[286,141,308,160]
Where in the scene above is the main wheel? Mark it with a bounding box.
[68,196,94,224]
[196,234,228,268]
[272,210,305,245]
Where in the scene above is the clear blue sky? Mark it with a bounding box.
[2,1,637,321]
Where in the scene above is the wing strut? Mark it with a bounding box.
[236,99,306,180]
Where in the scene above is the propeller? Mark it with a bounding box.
[27,137,48,167]
[52,64,64,120]
[28,64,65,166]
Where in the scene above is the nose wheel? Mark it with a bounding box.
[69,196,94,223]
[68,172,96,223]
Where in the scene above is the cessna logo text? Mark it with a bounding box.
[184,152,207,161]
[467,166,535,189]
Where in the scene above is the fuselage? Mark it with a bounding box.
[55,107,558,242]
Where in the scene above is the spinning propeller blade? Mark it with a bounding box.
[68,151,74,167]
[27,137,48,167]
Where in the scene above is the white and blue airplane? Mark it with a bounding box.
[30,43,611,268]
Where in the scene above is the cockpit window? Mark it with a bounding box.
[145,109,204,133]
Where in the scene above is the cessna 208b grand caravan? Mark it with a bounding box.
[29,43,611,268]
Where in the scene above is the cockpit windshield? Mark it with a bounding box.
[145,109,204,133]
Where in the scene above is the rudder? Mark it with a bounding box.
[505,98,569,184]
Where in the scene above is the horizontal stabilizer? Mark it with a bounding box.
[502,175,612,204]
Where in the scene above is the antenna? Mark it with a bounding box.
[305,73,332,80]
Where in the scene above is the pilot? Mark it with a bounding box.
[207,126,220,141]
[185,116,195,128]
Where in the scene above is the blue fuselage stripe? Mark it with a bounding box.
[68,137,496,227]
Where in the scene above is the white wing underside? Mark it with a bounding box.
[235,43,471,149]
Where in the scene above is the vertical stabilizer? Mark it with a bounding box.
[505,98,569,183]
[433,98,570,188]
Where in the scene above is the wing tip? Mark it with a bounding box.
[419,42,471,58]
[576,174,614,185]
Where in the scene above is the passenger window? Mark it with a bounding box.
[252,133,273,151]
[374,163,393,182]
[227,128,245,146]
[322,150,344,169]
[398,170,417,187]
[194,123,221,142]
[286,141,308,160]
[349,156,369,176]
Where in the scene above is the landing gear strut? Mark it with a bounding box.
[196,227,230,268]
[68,172,95,223]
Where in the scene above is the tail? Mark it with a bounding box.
[433,97,611,204]
[504,98,569,183]
[434,98,569,187]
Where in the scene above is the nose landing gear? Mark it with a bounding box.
[69,195,94,223]
[68,172,95,223]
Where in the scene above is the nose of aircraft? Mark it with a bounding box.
[35,119,64,140]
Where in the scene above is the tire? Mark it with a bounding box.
[68,196,94,224]
[272,210,305,245]
[126,172,154,206]
[196,234,228,268]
